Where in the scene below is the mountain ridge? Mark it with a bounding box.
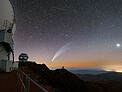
[19,62,122,92]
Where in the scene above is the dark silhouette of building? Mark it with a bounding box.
[19,53,29,62]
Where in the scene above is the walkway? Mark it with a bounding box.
[0,71,53,92]
[0,71,21,92]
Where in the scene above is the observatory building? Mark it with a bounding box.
[18,53,35,63]
[0,0,16,72]
[19,53,29,62]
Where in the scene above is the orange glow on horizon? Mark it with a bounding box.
[115,70,122,72]
[105,69,122,73]
[104,67,122,73]
[40,60,111,68]
[36,60,122,69]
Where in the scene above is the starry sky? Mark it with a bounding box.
[10,0,122,69]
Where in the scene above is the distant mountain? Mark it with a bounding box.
[19,62,122,92]
[77,72,122,81]
[69,69,112,75]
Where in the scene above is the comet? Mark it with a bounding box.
[52,43,72,62]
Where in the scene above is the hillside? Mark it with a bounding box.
[77,72,122,81]
[19,62,122,92]
[19,62,88,92]
[70,69,109,75]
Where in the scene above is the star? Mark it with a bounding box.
[107,45,110,47]
[116,44,121,47]
[65,34,68,37]
[12,0,122,68]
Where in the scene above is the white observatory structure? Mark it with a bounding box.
[0,0,16,72]
[19,53,29,62]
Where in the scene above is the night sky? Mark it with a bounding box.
[11,0,122,70]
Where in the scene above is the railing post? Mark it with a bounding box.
[26,77,30,92]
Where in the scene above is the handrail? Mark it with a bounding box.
[17,68,48,92]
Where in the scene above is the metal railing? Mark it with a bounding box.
[17,69,48,92]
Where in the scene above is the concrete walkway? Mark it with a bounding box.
[0,71,21,92]
[0,71,53,92]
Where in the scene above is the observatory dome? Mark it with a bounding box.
[0,0,16,34]
[19,53,29,62]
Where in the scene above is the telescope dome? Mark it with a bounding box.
[19,53,29,62]
[0,0,15,34]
